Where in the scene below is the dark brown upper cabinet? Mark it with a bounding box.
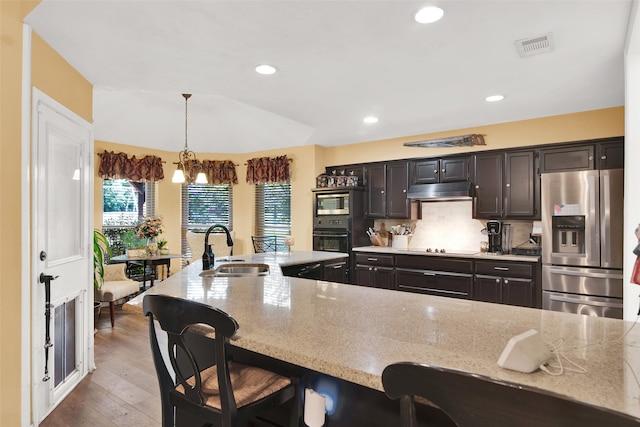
[598,140,624,169]
[365,161,410,219]
[472,152,503,218]
[504,150,538,218]
[411,156,469,184]
[472,150,539,219]
[540,145,594,173]
[540,137,624,173]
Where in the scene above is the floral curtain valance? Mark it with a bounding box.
[182,160,238,185]
[98,150,164,182]
[246,155,291,184]
[202,160,238,185]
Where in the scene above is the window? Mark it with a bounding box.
[255,183,291,249]
[181,184,233,257]
[102,179,156,226]
[102,179,157,257]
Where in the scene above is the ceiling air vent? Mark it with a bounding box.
[515,32,554,58]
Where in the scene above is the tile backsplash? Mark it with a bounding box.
[374,201,533,253]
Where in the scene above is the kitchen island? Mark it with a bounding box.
[124,250,640,424]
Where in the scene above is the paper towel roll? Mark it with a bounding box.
[304,388,326,427]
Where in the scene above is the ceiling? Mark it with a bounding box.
[25,0,632,154]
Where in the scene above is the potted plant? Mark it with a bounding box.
[122,229,146,257]
[93,229,112,324]
[158,239,169,255]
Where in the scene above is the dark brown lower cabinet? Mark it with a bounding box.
[354,253,395,289]
[395,255,474,299]
[474,260,537,308]
[396,268,473,299]
[281,258,349,283]
[355,265,395,289]
[323,259,349,284]
[474,275,534,307]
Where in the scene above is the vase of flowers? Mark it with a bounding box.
[284,236,295,253]
[134,216,165,256]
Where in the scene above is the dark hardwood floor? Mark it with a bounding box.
[41,304,162,426]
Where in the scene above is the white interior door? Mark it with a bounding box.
[31,89,92,424]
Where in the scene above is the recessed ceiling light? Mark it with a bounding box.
[414,6,444,24]
[255,64,277,75]
[363,116,379,124]
[485,95,505,102]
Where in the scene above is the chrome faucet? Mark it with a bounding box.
[202,224,234,270]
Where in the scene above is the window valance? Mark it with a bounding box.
[98,150,164,182]
[246,155,291,184]
[195,160,238,185]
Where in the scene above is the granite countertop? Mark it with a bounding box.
[353,245,541,262]
[124,251,640,420]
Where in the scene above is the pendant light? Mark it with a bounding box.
[172,93,208,184]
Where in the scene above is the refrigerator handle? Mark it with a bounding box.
[548,267,624,280]
[601,172,611,265]
[587,173,599,265]
[549,294,623,309]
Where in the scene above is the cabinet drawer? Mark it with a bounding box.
[475,261,533,278]
[355,253,394,267]
[395,255,473,274]
[396,268,473,299]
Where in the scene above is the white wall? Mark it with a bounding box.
[624,0,640,320]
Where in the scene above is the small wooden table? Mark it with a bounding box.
[110,253,184,289]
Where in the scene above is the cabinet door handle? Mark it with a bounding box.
[505,183,511,188]
[381,190,385,194]
[494,267,509,271]
[367,258,378,262]
[495,278,501,283]
[475,185,480,189]
[423,272,436,276]
[441,168,445,173]
[403,189,406,193]
[504,279,509,284]
[434,169,438,174]
[601,155,607,160]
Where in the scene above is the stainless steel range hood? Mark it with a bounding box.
[406,181,474,201]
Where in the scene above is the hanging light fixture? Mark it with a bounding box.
[172,93,208,184]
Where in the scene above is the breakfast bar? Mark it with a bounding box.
[124,250,640,425]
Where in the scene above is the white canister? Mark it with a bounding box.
[392,234,411,250]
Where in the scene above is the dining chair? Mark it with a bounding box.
[382,362,640,427]
[251,235,278,253]
[143,294,300,427]
[96,263,140,327]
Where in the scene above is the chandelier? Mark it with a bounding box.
[172,93,208,184]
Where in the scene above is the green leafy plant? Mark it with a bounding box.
[157,239,168,250]
[121,229,146,249]
[94,229,112,290]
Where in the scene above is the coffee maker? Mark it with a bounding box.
[486,220,503,254]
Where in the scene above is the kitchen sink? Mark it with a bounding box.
[199,263,270,277]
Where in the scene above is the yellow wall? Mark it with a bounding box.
[0,1,91,423]
[322,107,624,166]
[0,2,29,424]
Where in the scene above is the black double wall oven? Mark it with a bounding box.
[312,188,372,283]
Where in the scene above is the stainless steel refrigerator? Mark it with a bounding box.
[541,169,624,318]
